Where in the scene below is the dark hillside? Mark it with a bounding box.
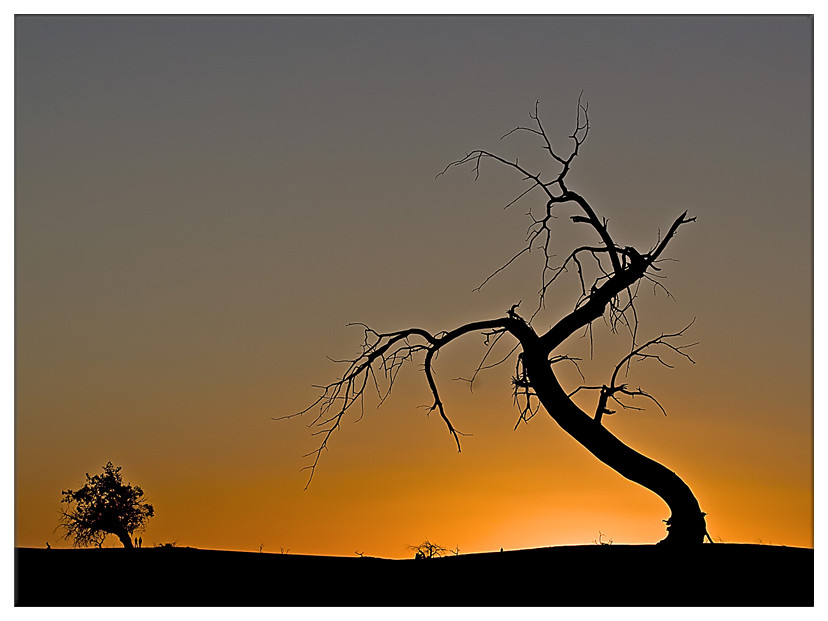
[15,543,813,606]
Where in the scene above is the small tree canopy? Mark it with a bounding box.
[59,461,154,548]
[407,540,450,559]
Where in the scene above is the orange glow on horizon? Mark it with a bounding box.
[14,16,813,560]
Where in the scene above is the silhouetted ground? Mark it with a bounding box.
[15,543,812,606]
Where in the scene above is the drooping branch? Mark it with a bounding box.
[279,315,533,487]
[454,327,519,392]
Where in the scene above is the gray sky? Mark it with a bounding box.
[14,15,814,555]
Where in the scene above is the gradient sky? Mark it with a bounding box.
[15,15,812,557]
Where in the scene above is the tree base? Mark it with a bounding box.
[657,512,710,545]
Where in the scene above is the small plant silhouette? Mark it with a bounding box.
[408,539,449,559]
[593,531,613,546]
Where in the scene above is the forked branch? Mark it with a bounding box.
[438,97,693,337]
[568,321,697,424]
[438,96,625,311]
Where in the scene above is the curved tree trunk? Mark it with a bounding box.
[293,103,709,545]
[521,341,708,544]
[113,529,134,548]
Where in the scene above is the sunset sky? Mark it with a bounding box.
[14,15,813,558]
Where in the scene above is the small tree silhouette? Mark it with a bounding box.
[407,540,449,559]
[58,462,154,549]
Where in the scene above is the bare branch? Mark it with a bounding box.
[438,98,637,304]
[648,211,697,265]
[613,387,667,416]
[502,183,539,210]
[609,321,697,388]
[550,353,586,381]
[567,384,604,398]
[454,328,521,392]
[574,321,697,424]
[285,317,529,487]
[512,353,540,429]
[474,245,533,293]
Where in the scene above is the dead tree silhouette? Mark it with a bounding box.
[408,540,449,559]
[283,96,709,545]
